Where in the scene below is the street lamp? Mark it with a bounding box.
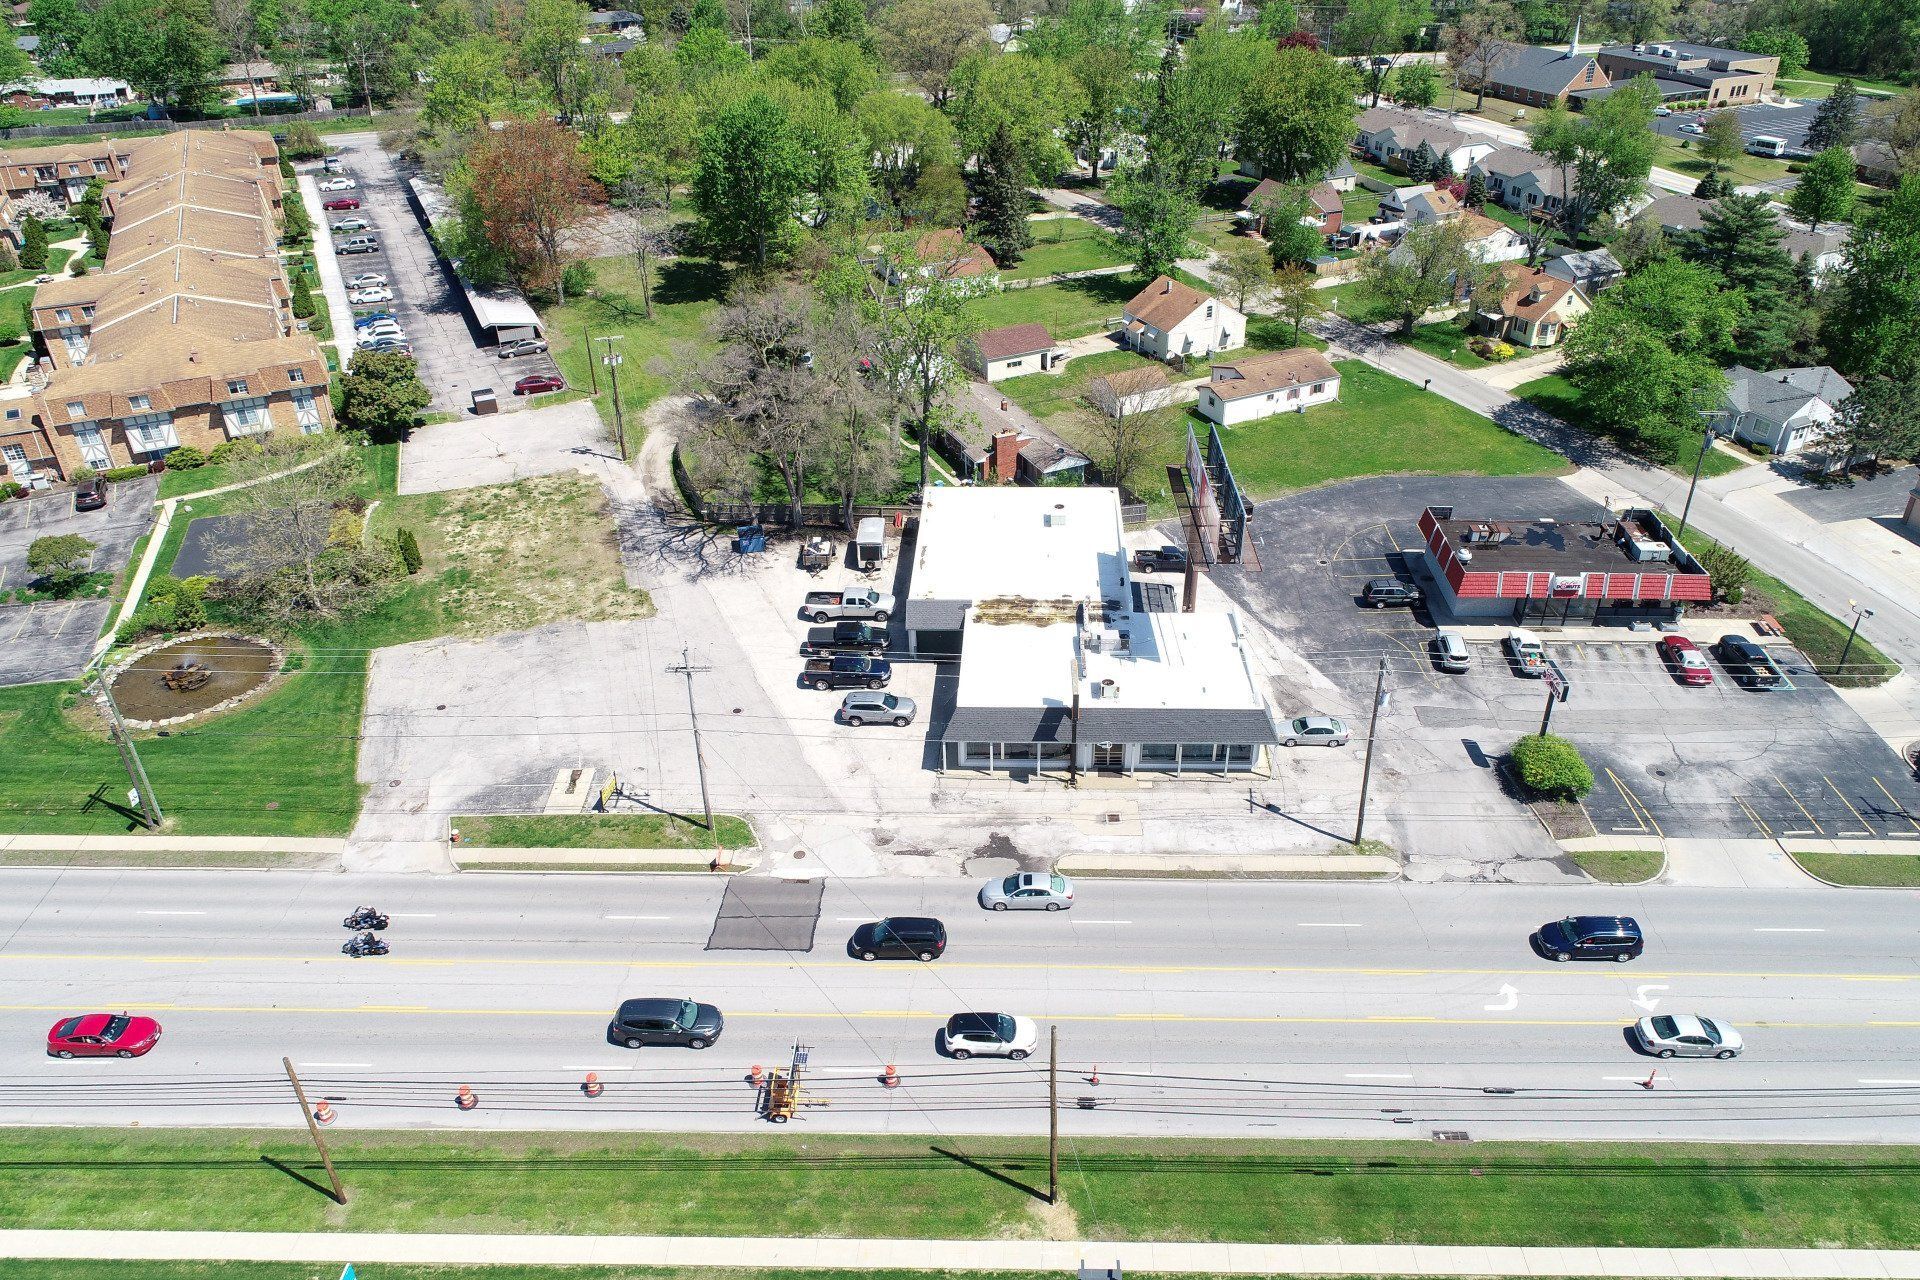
[1838,600,1875,681]
[1675,409,1727,545]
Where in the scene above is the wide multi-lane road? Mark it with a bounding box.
[4,869,1919,1141]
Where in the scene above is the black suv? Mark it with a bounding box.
[849,916,947,962]
[1131,545,1188,573]
[1534,915,1644,962]
[1363,577,1423,608]
[610,997,724,1049]
[1714,635,1786,690]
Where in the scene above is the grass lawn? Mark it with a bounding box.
[1342,185,1385,224]
[1570,848,1664,882]
[1000,227,1133,280]
[541,255,729,454]
[963,272,1146,339]
[1432,85,1535,129]
[1659,517,1899,687]
[0,451,649,837]
[1398,320,1492,369]
[1514,374,1747,479]
[1319,280,1401,326]
[1792,852,1920,886]
[10,1128,1920,1247]
[454,812,754,849]
[1654,137,1793,188]
[998,348,1162,420]
[1779,69,1908,98]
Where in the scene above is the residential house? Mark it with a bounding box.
[0,77,134,110]
[1640,194,1849,278]
[903,227,998,281]
[586,8,643,36]
[1479,39,1608,108]
[1457,212,1529,263]
[987,428,1091,486]
[1718,364,1852,455]
[1324,158,1357,192]
[1470,146,1567,216]
[1354,106,1498,176]
[1119,275,1246,362]
[1403,187,1463,225]
[1195,348,1341,427]
[969,322,1059,382]
[1380,182,1435,217]
[1593,42,1777,106]
[1852,140,1902,188]
[1475,264,1591,348]
[1543,247,1624,293]
[1239,177,1342,236]
[1087,365,1171,418]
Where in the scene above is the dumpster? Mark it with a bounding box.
[735,524,767,554]
[472,388,499,415]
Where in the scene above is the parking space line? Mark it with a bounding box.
[1871,777,1920,835]
[1772,773,1823,836]
[1602,767,1660,837]
[1733,796,1774,840]
[1823,774,1875,837]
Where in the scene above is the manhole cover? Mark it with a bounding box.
[1432,1130,1471,1143]
[1651,768,1669,778]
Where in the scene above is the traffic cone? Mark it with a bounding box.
[747,1064,765,1087]
[581,1072,603,1098]
[1640,1070,1658,1090]
[455,1084,478,1110]
[1088,1064,1101,1086]
[312,1100,337,1125]
[880,1063,900,1087]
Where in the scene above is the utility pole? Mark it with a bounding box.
[595,335,628,461]
[1352,657,1388,846]
[584,327,598,394]
[91,677,161,829]
[1676,410,1725,545]
[665,646,725,868]
[1838,601,1874,682]
[1047,1024,1060,1206]
[282,1057,346,1205]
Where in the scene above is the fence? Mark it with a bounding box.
[0,106,376,143]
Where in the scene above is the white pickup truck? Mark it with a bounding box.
[801,587,895,624]
[1503,628,1549,677]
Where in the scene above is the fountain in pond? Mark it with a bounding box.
[108,635,278,724]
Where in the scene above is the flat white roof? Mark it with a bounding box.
[911,486,1128,611]
[955,608,1269,715]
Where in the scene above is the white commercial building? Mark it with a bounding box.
[906,487,1281,775]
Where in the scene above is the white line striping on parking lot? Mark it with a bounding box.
[138,910,206,916]
[1602,1076,1653,1083]
[1753,927,1824,933]
[1859,1079,1920,1085]
[1297,922,1360,928]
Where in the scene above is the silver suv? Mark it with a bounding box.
[840,691,915,726]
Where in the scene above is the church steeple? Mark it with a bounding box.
[1568,13,1583,55]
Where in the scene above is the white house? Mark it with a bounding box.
[969,322,1059,382]
[1388,211,1528,265]
[1120,275,1245,362]
[1719,364,1853,455]
[1403,187,1464,225]
[1195,348,1341,426]
[1355,106,1499,177]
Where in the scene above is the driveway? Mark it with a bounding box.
[397,401,613,495]
[0,474,158,686]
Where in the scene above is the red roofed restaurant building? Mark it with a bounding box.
[1418,505,1713,626]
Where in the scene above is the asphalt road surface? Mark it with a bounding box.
[5,870,1920,1141]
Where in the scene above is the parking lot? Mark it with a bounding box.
[0,474,158,685]
[1654,100,1817,150]
[1211,474,1920,851]
[314,135,565,415]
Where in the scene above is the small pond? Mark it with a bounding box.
[110,635,278,723]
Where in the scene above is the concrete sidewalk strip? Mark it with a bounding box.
[4,1231,1920,1276]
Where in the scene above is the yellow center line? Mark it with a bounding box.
[1,952,1913,983]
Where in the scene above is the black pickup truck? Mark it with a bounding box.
[799,621,887,656]
[803,655,892,691]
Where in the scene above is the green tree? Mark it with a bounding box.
[1465,170,1489,208]
[1215,235,1277,313]
[1253,186,1325,267]
[511,0,587,116]
[876,0,993,107]
[1741,28,1809,79]
[1822,176,1920,381]
[339,350,431,440]
[1693,170,1725,199]
[422,35,521,132]
[674,25,747,84]
[1157,18,1267,194]
[79,0,224,110]
[1405,146,1433,181]
[0,242,16,274]
[763,38,878,113]
[1392,60,1438,109]
[291,269,317,320]
[1064,45,1138,180]
[18,217,47,272]
[854,91,958,226]
[1509,733,1593,799]
[1813,374,1920,474]
[949,52,1083,190]
[27,0,87,72]
[1697,542,1751,605]
[1527,80,1659,240]
[866,234,978,492]
[26,534,96,597]
[807,0,868,45]
[1805,80,1862,152]
[1272,264,1326,345]
[692,90,810,269]
[1682,194,1815,367]
[1562,258,1742,459]
[1791,146,1859,229]
[1358,218,1500,335]
[1234,45,1362,184]
[1698,109,1744,175]
[1447,0,1520,112]
[1109,164,1199,279]
[1336,0,1431,106]
[972,124,1034,265]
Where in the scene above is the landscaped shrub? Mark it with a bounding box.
[162,445,209,470]
[0,242,15,273]
[207,439,261,466]
[1469,337,1516,361]
[103,465,149,482]
[1510,733,1594,800]
[18,216,46,271]
[116,574,212,643]
[0,481,21,500]
[67,465,96,484]
[282,123,326,161]
[393,526,422,574]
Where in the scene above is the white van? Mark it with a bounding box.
[1746,135,1787,158]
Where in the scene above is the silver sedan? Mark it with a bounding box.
[1281,715,1350,747]
[978,872,1074,912]
[1634,1014,1743,1059]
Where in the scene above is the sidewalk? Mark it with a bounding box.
[5,1229,1919,1276]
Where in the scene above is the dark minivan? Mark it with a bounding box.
[610,997,724,1049]
[1534,915,1644,962]
[849,916,947,962]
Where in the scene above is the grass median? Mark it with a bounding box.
[1567,848,1664,883]
[9,1129,1920,1247]
[1792,851,1920,886]
[452,812,754,850]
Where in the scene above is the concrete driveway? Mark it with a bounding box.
[0,474,158,686]
[397,401,613,495]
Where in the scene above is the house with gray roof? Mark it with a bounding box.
[1718,365,1853,455]
[1543,247,1624,293]
[1641,195,1850,279]
[1470,146,1568,215]
[1354,106,1496,176]
[1480,40,1608,108]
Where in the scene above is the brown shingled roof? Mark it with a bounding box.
[1494,264,1583,322]
[1206,348,1340,401]
[915,228,997,278]
[973,322,1055,361]
[1124,275,1215,331]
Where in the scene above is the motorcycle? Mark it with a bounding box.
[342,931,389,957]
[342,906,390,931]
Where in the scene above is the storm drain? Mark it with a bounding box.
[1432,1130,1472,1143]
[706,878,825,952]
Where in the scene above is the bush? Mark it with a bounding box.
[282,123,327,161]
[0,481,21,500]
[393,526,422,573]
[1698,541,1752,605]
[26,532,97,597]
[1510,733,1594,800]
[18,216,46,271]
[560,260,596,298]
[207,439,261,466]
[116,574,212,643]
[104,465,149,482]
[162,445,209,470]
[68,257,86,277]
[0,241,15,273]
[67,465,96,484]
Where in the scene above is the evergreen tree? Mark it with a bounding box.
[1693,171,1723,199]
[1433,152,1455,181]
[18,216,47,271]
[0,241,14,273]
[87,222,108,263]
[972,124,1032,266]
[1805,81,1861,152]
[291,270,316,321]
[1405,147,1433,181]
[1465,171,1488,208]
[1682,194,1814,367]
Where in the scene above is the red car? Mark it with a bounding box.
[47,1012,162,1058]
[1657,635,1714,686]
[514,373,565,395]
[322,197,361,211]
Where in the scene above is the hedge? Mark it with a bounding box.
[1510,733,1595,800]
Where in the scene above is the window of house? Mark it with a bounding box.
[223,396,269,436]
[1311,382,1327,394]
[65,401,85,420]
[1205,305,1213,319]
[1005,358,1022,369]
[92,161,107,173]
[1000,743,1038,761]
[129,395,150,411]
[226,378,249,396]
[123,411,178,455]
[80,306,94,319]
[54,309,71,323]
[288,368,305,384]
[293,388,322,433]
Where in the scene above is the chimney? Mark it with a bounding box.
[991,429,1022,483]
[1161,278,1173,294]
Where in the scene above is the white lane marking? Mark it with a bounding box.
[138,910,206,916]
[299,1062,374,1069]
[389,913,438,918]
[1297,922,1360,928]
[1345,1072,1414,1079]
[1071,920,1133,925]
[1754,927,1825,933]
[832,917,872,922]
[603,915,673,921]
[1859,1078,1920,1085]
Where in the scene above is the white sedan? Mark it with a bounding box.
[348,286,394,305]
[1281,715,1349,747]
[1678,122,1705,136]
[978,871,1073,912]
[345,272,387,289]
[1634,1014,1743,1059]
[318,177,357,191]
[942,1012,1038,1060]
